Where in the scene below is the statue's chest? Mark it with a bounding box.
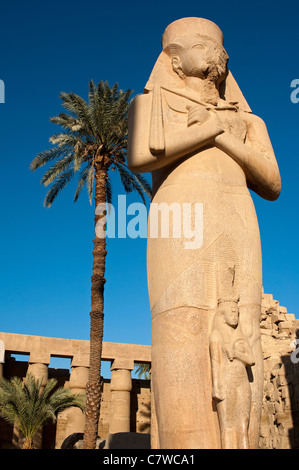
[162,90,247,143]
[216,110,247,142]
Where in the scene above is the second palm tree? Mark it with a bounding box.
[30,80,151,449]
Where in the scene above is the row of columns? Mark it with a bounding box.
[0,342,141,447]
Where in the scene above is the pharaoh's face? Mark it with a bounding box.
[220,301,239,328]
[171,35,228,82]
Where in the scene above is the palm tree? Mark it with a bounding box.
[0,374,85,449]
[135,363,151,380]
[30,80,152,449]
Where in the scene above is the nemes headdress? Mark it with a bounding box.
[145,17,251,152]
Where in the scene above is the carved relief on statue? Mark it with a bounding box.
[210,297,255,449]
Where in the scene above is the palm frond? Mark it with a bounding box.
[50,113,83,133]
[86,165,95,205]
[41,153,74,186]
[60,91,97,141]
[43,168,75,208]
[30,147,68,171]
[48,132,82,148]
[106,176,113,205]
[30,81,150,208]
[48,387,85,415]
[116,162,152,203]
[131,172,152,200]
[135,363,151,380]
[73,163,92,203]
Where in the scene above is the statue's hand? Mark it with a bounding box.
[187,105,210,127]
[226,347,234,361]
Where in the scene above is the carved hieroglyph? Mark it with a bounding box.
[127,17,281,449]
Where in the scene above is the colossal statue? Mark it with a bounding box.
[128,17,281,448]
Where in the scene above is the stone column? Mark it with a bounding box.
[65,355,89,438]
[27,362,49,386]
[27,350,50,386]
[26,351,50,449]
[109,358,134,434]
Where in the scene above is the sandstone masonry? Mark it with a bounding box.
[259,292,299,449]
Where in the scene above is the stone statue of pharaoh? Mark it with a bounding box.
[127,17,281,449]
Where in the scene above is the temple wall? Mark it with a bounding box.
[0,336,151,449]
[0,291,298,449]
[259,293,299,449]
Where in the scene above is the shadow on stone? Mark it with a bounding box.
[61,433,105,449]
[104,432,151,449]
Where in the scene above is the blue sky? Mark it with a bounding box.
[0,0,298,376]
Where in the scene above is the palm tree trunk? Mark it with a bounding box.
[83,166,107,449]
[22,437,34,449]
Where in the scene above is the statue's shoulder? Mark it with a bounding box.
[239,110,266,128]
[128,93,152,117]
[130,93,151,105]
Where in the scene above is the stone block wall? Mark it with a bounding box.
[259,292,299,449]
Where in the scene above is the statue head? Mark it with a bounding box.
[162,18,228,87]
[218,298,240,329]
[144,18,252,152]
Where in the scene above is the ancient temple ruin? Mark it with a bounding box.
[0,292,298,449]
